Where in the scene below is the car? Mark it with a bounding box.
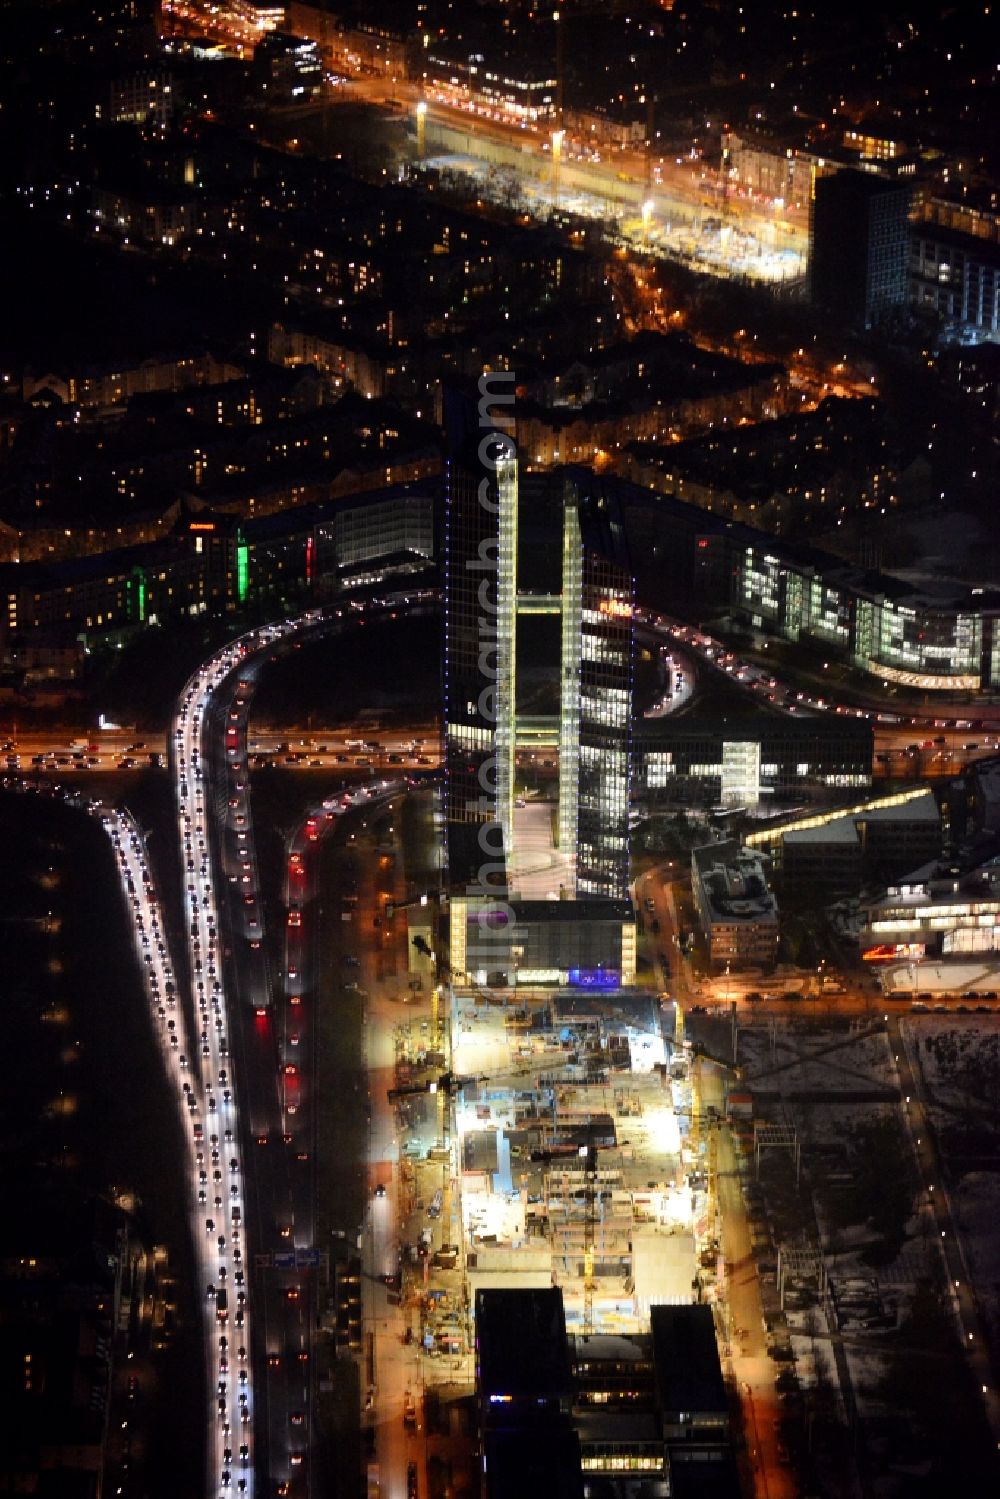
[290,1412,305,1427]
[374,1183,386,1198]
[288,909,302,928]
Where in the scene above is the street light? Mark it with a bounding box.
[415,99,427,160]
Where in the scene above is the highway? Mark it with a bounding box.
[172,590,436,1499]
[0,778,213,1490]
[0,728,438,775]
[2,590,435,1498]
[171,612,321,1497]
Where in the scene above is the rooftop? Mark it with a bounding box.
[651,1303,728,1417]
[476,1287,573,1401]
[692,839,777,924]
[784,820,861,846]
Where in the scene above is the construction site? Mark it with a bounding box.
[386,985,728,1348]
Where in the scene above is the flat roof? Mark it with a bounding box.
[860,788,939,824]
[482,1428,583,1499]
[448,821,507,894]
[693,840,777,923]
[511,899,634,923]
[882,961,1000,995]
[651,1304,727,1415]
[783,821,860,846]
[476,1288,572,1400]
[668,1452,742,1499]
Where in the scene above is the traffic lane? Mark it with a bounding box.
[207,682,284,1488]
[277,798,369,1492]
[712,1114,796,1499]
[635,867,690,1000]
[176,627,304,1491]
[644,608,1000,736]
[176,601,431,1491]
[350,827,417,1499]
[208,639,332,1491]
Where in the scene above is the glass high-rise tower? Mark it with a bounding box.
[443,383,518,868]
[443,394,632,904]
[559,478,634,900]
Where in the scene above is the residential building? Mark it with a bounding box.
[910,214,1000,341]
[253,31,323,101]
[811,170,912,327]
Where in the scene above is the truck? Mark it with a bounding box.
[216,1288,228,1321]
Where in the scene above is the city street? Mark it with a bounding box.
[0,727,439,774]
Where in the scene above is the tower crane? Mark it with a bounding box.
[535,1133,618,1338]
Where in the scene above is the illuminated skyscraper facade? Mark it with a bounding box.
[444,402,632,905]
[559,481,634,900]
[443,384,518,863]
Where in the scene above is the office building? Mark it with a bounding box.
[0,486,436,647]
[448,897,636,989]
[474,1291,736,1499]
[861,850,1000,960]
[777,788,941,891]
[443,405,633,906]
[810,169,912,327]
[476,1288,582,1499]
[559,479,634,900]
[424,42,557,124]
[102,66,174,129]
[636,715,874,806]
[443,385,518,861]
[691,840,779,972]
[579,472,1000,694]
[651,1305,738,1498]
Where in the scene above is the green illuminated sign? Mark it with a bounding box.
[236,541,249,603]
